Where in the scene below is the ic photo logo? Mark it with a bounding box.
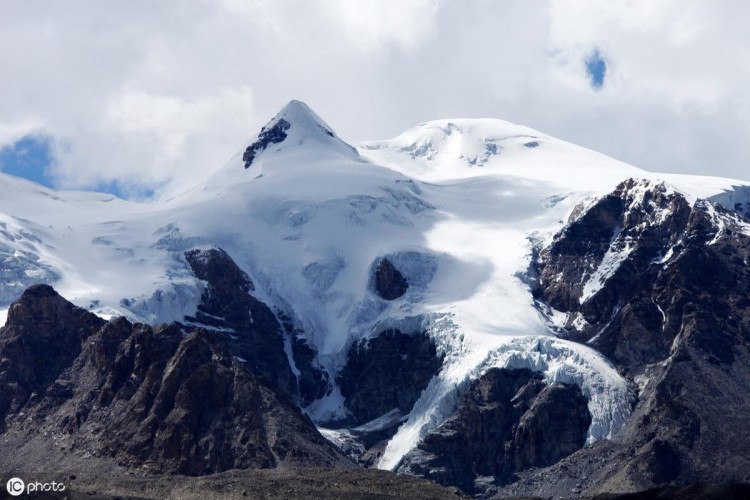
[5,477,24,496]
[4,477,66,496]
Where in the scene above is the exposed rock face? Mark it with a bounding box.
[0,284,104,429]
[0,285,352,475]
[243,118,290,168]
[537,179,691,363]
[499,179,750,497]
[513,380,592,471]
[337,329,442,424]
[184,248,299,400]
[373,258,409,300]
[398,368,590,493]
[536,178,750,370]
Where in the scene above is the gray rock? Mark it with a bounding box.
[337,329,442,425]
[398,368,590,493]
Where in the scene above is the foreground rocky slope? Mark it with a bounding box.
[15,468,468,500]
[0,284,350,475]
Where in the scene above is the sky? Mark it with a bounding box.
[0,0,749,199]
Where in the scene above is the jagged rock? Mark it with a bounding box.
[337,329,441,424]
[0,284,104,429]
[184,248,298,400]
[398,368,590,493]
[536,178,750,369]
[243,118,290,168]
[373,258,408,300]
[504,179,750,497]
[538,179,690,319]
[0,285,353,475]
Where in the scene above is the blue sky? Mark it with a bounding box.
[586,51,607,89]
[0,135,153,199]
[0,135,55,188]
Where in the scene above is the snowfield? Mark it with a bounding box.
[1,100,748,469]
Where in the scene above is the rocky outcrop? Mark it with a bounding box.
[505,179,750,497]
[398,368,590,493]
[536,178,750,370]
[184,248,298,400]
[513,380,592,471]
[337,329,441,424]
[243,118,290,168]
[0,285,352,475]
[0,284,104,429]
[373,258,409,300]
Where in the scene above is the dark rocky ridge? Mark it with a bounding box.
[0,285,351,475]
[186,247,330,407]
[0,284,105,431]
[242,118,290,168]
[536,178,750,370]
[495,179,750,497]
[399,368,591,493]
[184,248,299,401]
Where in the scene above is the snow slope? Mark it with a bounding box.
[1,100,748,470]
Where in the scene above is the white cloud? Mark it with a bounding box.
[328,0,440,53]
[44,87,255,196]
[0,120,45,147]
[0,0,749,197]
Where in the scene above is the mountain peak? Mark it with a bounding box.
[242,100,355,168]
[276,100,332,130]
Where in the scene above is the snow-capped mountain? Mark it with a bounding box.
[1,100,750,495]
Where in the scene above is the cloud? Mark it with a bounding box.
[52,87,255,194]
[329,0,440,53]
[0,0,748,198]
